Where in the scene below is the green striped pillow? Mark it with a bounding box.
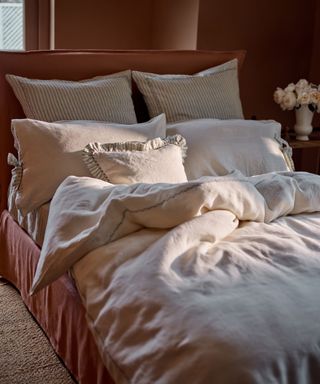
[132,59,243,123]
[6,70,137,124]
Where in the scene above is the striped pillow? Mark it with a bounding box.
[132,59,243,123]
[6,70,137,124]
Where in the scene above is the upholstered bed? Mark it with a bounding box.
[1,50,320,384]
[0,50,244,383]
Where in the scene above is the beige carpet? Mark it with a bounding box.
[0,279,76,384]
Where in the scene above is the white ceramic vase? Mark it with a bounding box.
[294,104,314,141]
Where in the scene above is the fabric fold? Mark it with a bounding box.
[31,171,320,294]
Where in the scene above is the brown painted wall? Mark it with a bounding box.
[310,2,320,82]
[54,0,199,51]
[197,0,316,128]
[54,0,153,49]
[310,2,320,127]
[151,0,199,49]
[53,0,319,129]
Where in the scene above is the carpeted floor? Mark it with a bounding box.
[0,279,76,384]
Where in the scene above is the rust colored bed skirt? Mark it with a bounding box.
[0,210,114,384]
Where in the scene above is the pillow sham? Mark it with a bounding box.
[132,59,243,123]
[82,135,187,184]
[166,119,294,180]
[12,114,166,214]
[6,70,137,124]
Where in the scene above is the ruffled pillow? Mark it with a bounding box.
[82,135,188,184]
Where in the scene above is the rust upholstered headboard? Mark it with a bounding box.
[0,49,246,213]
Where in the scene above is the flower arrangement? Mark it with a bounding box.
[273,79,320,112]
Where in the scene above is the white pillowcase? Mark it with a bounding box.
[12,114,166,214]
[132,59,243,122]
[82,135,187,184]
[166,119,293,180]
[6,70,137,124]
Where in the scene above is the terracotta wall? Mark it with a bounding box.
[151,0,199,49]
[53,0,319,129]
[54,0,199,50]
[310,2,320,82]
[54,0,153,49]
[197,0,316,128]
[310,2,320,127]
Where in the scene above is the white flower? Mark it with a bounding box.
[274,79,320,112]
[284,83,295,92]
[280,91,296,110]
[310,91,320,105]
[295,87,305,100]
[297,92,311,105]
[273,88,285,104]
[295,79,309,90]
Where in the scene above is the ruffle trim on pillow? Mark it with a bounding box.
[82,150,110,182]
[85,134,187,156]
[274,135,295,172]
[7,153,23,190]
[82,135,187,182]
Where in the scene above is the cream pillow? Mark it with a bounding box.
[6,70,137,124]
[82,135,187,184]
[12,114,166,214]
[166,119,294,180]
[132,59,243,123]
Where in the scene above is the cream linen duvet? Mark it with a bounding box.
[32,171,320,384]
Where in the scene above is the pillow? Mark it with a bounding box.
[132,59,243,123]
[11,114,166,214]
[82,135,187,184]
[6,70,137,124]
[166,119,294,180]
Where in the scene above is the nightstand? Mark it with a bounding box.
[284,128,320,174]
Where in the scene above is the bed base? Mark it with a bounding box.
[0,210,114,384]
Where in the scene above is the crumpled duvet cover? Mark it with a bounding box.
[32,171,320,384]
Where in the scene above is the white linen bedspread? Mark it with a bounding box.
[34,171,320,383]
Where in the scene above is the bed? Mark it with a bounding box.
[0,49,245,383]
[1,49,320,384]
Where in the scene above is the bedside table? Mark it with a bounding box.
[284,129,320,174]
